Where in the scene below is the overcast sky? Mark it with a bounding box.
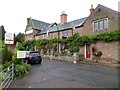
[0,0,119,34]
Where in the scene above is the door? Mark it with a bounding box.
[85,44,91,59]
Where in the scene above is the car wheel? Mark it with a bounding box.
[38,60,41,64]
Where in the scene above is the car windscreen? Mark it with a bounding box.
[30,52,40,57]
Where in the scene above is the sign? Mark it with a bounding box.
[5,33,14,44]
[17,51,26,58]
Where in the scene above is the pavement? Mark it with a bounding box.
[9,58,119,88]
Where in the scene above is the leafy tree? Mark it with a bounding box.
[16,32,25,43]
[2,45,12,64]
[0,25,6,41]
[17,42,26,50]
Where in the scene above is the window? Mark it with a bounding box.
[103,19,107,29]
[62,30,68,37]
[93,18,108,31]
[94,22,98,31]
[99,20,103,30]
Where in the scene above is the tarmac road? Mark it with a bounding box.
[9,58,119,88]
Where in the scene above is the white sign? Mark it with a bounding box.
[17,51,26,58]
[5,33,14,44]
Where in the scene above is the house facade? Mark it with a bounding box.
[25,4,119,63]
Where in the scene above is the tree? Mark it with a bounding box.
[0,25,6,41]
[16,32,25,43]
[2,45,12,64]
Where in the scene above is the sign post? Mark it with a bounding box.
[17,51,27,64]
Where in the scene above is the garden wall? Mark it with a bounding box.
[93,41,119,63]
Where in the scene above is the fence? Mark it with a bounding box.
[0,63,14,90]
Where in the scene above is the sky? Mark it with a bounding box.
[0,0,119,35]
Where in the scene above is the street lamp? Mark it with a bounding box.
[55,23,60,53]
[50,22,59,53]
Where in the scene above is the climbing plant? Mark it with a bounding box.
[21,30,120,51]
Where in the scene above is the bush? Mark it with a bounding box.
[0,74,3,81]
[69,46,79,53]
[14,63,31,79]
[2,45,12,64]
[93,51,102,57]
[2,61,12,70]
[22,63,31,71]
[13,50,20,64]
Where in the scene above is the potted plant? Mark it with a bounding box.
[93,50,102,61]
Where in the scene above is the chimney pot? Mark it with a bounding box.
[60,11,67,24]
[90,5,94,14]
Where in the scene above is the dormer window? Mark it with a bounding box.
[93,18,108,31]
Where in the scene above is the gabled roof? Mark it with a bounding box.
[31,19,50,30]
[89,4,118,17]
[30,4,119,36]
[37,17,87,35]
[82,4,119,26]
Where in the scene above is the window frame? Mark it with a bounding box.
[93,18,108,31]
[103,19,108,29]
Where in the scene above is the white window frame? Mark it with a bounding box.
[93,18,108,31]
[103,18,108,29]
[99,20,103,30]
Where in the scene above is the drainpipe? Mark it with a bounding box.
[57,25,59,53]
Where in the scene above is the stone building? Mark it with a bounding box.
[25,4,119,63]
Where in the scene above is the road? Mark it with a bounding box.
[9,59,119,88]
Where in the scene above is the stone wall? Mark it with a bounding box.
[92,41,119,63]
[81,5,118,36]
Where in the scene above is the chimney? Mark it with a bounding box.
[27,17,32,25]
[60,11,67,24]
[90,5,94,14]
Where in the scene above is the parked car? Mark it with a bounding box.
[25,51,42,64]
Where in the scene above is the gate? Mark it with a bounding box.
[0,63,14,90]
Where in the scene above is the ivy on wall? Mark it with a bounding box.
[19,30,120,51]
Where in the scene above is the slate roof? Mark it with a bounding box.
[28,4,119,36]
[36,17,87,35]
[31,19,50,30]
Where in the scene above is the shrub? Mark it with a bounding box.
[13,50,20,64]
[2,45,12,64]
[93,51,102,57]
[14,63,31,79]
[0,74,3,81]
[3,61,12,70]
[22,63,31,71]
[69,46,79,53]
